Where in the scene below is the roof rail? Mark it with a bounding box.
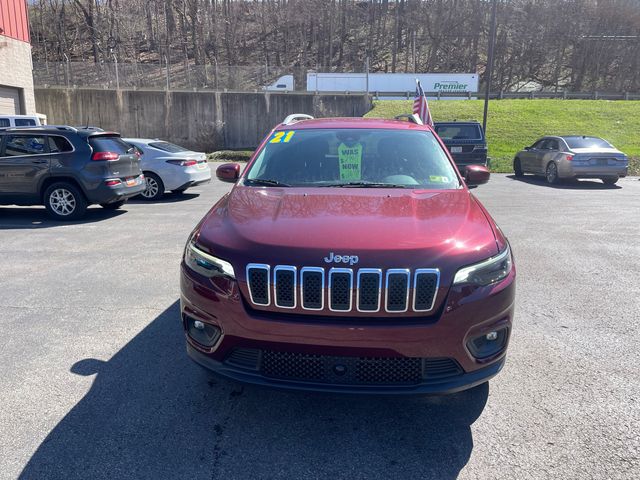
[282,113,314,125]
[394,114,423,125]
[0,125,79,132]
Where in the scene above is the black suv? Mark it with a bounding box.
[0,126,145,220]
[434,121,488,168]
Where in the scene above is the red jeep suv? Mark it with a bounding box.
[180,114,515,394]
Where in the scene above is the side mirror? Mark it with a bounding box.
[524,146,532,151]
[464,165,490,188]
[216,163,240,183]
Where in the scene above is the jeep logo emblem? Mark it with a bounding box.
[324,252,359,265]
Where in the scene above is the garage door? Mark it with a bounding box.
[0,86,21,114]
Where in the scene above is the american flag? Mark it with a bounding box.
[413,79,434,126]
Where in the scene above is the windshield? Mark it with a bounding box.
[434,124,482,140]
[149,141,190,153]
[245,128,460,189]
[563,136,612,149]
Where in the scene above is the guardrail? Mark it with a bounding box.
[368,90,640,100]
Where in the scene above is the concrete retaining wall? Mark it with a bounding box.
[34,88,372,150]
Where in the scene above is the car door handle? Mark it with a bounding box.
[32,160,48,164]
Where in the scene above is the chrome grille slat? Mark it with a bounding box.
[357,269,382,312]
[413,269,440,312]
[246,265,440,314]
[246,264,270,306]
[329,268,353,311]
[274,265,296,309]
[385,269,410,313]
[300,267,324,310]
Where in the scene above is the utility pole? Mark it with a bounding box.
[482,0,498,134]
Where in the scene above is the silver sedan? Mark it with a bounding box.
[513,136,628,185]
[123,139,212,200]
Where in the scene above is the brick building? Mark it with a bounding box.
[0,0,35,115]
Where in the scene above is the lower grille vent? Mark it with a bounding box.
[222,349,465,386]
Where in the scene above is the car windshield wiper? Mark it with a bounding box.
[322,181,411,188]
[245,178,291,187]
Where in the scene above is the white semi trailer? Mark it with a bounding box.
[264,72,478,99]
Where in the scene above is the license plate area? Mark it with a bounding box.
[126,177,137,186]
[450,146,463,153]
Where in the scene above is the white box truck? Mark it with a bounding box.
[262,72,478,99]
[306,72,478,99]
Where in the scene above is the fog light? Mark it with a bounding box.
[485,331,498,341]
[185,315,221,347]
[467,328,508,359]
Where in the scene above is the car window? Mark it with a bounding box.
[548,139,559,151]
[14,119,37,127]
[148,141,189,153]
[2,135,47,156]
[563,136,613,149]
[0,118,9,128]
[532,139,546,149]
[48,136,74,153]
[245,128,460,189]
[434,124,482,140]
[89,135,132,154]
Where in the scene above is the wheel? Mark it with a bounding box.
[602,176,618,185]
[513,158,524,177]
[43,182,88,220]
[100,200,127,210]
[140,172,164,201]
[545,162,560,184]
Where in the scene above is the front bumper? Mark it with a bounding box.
[187,342,505,394]
[180,266,515,394]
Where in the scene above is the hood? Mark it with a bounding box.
[196,186,500,284]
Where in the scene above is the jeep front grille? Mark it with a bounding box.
[246,264,440,314]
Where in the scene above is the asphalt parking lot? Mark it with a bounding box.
[1,170,638,480]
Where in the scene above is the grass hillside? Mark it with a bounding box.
[366,99,640,174]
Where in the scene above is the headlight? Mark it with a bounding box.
[453,245,512,286]
[184,242,235,279]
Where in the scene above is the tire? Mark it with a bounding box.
[43,182,88,221]
[513,158,524,177]
[100,200,127,210]
[140,172,164,201]
[545,162,560,185]
[602,176,618,185]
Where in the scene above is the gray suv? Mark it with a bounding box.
[0,126,145,220]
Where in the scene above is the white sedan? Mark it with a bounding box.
[123,138,212,200]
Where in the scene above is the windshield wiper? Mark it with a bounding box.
[325,181,411,188]
[246,178,291,187]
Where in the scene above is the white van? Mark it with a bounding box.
[0,114,43,128]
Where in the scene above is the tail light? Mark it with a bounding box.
[565,154,574,161]
[105,179,122,186]
[92,151,120,161]
[167,159,197,167]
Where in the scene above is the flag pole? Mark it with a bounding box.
[482,0,498,134]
